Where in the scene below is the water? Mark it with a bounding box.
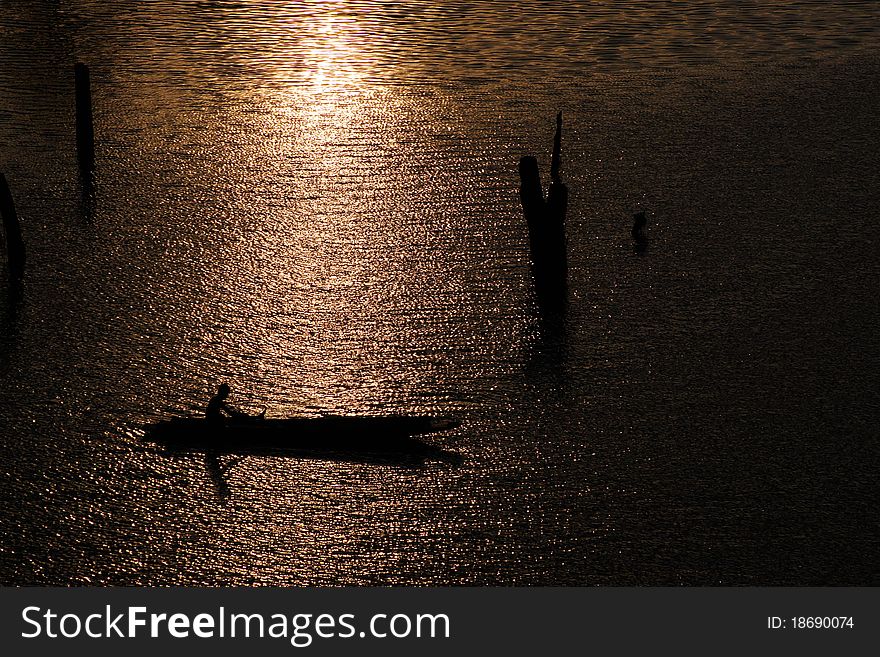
[1,1,878,585]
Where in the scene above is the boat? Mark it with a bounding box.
[142,414,461,459]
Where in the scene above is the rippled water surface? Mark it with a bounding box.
[1,1,878,585]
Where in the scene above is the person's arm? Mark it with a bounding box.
[221,402,247,417]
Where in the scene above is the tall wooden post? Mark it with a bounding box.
[520,112,568,311]
[0,173,25,282]
[75,63,95,172]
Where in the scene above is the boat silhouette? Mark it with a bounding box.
[143,414,461,461]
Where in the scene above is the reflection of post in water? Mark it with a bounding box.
[0,173,26,290]
[632,210,648,254]
[520,112,568,313]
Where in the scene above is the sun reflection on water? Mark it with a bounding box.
[184,44,507,418]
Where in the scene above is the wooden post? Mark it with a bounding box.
[520,112,568,310]
[0,173,25,282]
[75,63,95,172]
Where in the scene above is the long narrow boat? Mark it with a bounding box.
[143,414,460,458]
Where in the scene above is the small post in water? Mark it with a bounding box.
[0,173,26,282]
[74,62,95,172]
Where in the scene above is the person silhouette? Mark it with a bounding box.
[206,383,244,426]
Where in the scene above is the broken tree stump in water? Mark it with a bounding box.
[520,111,568,310]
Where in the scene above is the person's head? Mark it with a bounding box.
[217,383,230,398]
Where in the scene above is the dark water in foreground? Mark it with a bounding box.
[1,1,878,585]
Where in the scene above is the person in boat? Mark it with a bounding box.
[206,383,248,426]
